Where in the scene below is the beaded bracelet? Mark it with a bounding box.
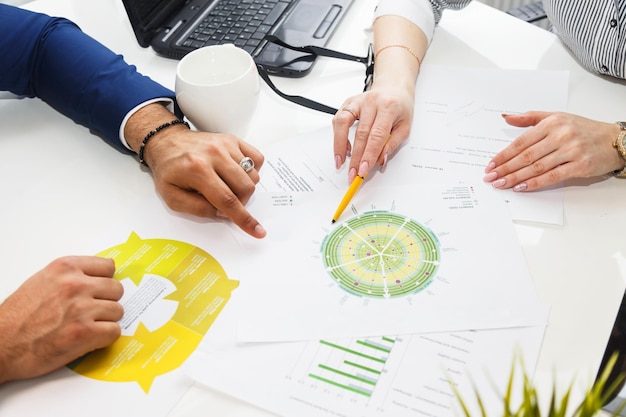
[138,119,190,167]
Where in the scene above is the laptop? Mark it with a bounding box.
[598,290,626,415]
[121,0,353,78]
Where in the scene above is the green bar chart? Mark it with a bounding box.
[307,336,395,398]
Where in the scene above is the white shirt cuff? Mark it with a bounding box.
[119,98,175,151]
[374,0,436,43]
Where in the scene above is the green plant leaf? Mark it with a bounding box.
[448,351,626,417]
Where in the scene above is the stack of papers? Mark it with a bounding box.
[2,65,567,417]
[183,65,568,417]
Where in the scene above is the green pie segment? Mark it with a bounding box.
[321,211,440,299]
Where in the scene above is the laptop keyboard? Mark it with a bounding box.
[181,0,294,56]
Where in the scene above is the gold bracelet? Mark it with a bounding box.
[613,122,626,177]
[374,44,422,67]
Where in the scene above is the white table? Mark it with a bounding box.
[2,0,626,415]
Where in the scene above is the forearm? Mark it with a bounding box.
[372,15,426,94]
[0,303,27,385]
[124,102,190,167]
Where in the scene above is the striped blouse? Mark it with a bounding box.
[375,0,626,79]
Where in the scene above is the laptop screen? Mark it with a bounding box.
[122,0,187,47]
[598,290,626,414]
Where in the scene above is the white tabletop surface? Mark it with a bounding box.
[2,0,626,415]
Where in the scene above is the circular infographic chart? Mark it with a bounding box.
[321,211,440,299]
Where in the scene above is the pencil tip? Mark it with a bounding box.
[331,220,336,224]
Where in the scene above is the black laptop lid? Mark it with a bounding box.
[122,0,187,47]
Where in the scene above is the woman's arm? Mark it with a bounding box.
[331,0,472,182]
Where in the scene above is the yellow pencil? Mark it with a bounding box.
[331,134,391,224]
[331,175,363,223]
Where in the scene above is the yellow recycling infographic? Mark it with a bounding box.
[67,232,239,393]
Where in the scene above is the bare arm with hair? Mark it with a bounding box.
[124,103,267,239]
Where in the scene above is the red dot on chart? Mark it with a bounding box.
[354,282,359,286]
[395,279,401,284]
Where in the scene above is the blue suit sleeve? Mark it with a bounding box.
[0,4,175,151]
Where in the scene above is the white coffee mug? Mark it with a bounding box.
[175,44,260,138]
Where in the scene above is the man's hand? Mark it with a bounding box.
[125,103,266,239]
[146,127,266,238]
[0,256,123,384]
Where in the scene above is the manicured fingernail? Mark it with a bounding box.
[255,224,267,236]
[485,161,496,172]
[335,155,342,169]
[381,153,388,167]
[483,171,498,182]
[358,161,369,177]
[348,167,357,183]
[501,113,510,118]
[492,178,506,188]
[513,182,528,192]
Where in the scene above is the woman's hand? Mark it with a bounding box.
[483,111,624,191]
[332,82,415,183]
[332,13,425,183]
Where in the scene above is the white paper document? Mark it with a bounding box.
[0,198,244,417]
[1,65,561,417]
[235,183,548,342]
[259,65,569,225]
[186,305,545,417]
[398,65,568,225]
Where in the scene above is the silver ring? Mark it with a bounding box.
[239,156,255,173]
